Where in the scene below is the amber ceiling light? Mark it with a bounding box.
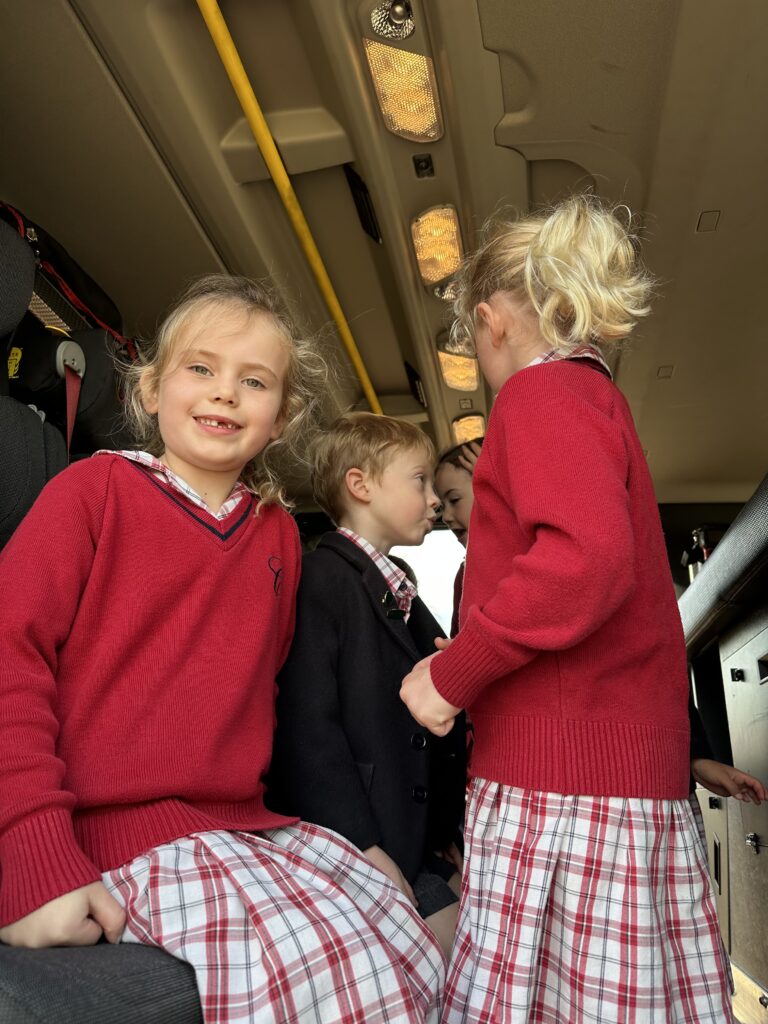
[363,39,443,142]
[438,352,478,392]
[452,414,485,444]
[410,205,462,286]
[436,331,478,391]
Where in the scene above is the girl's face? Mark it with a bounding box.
[435,461,474,548]
[142,310,289,499]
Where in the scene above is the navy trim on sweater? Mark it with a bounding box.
[129,462,254,540]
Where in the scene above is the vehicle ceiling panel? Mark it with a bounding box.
[479,0,678,210]
[0,0,225,337]
[1,0,765,503]
[481,0,767,502]
[622,0,768,502]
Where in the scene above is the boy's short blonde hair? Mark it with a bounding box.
[312,412,435,524]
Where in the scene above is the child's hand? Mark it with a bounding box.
[363,845,417,906]
[434,637,452,651]
[400,655,462,737]
[691,758,768,805]
[0,881,126,948]
[458,442,482,474]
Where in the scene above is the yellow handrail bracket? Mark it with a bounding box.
[195,0,383,415]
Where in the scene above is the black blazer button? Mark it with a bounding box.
[411,785,428,803]
[411,733,427,750]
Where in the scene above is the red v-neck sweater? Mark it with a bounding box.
[431,362,691,799]
[0,454,300,925]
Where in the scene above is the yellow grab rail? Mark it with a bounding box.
[196,0,382,414]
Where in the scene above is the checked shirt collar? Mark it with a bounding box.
[337,528,417,621]
[525,342,613,378]
[96,450,249,520]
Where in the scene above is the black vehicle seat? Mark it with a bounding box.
[0,215,202,1021]
[0,943,202,1024]
[0,217,68,549]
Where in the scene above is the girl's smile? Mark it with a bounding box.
[195,416,242,432]
[141,311,289,511]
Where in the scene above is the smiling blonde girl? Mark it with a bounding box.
[0,275,444,1023]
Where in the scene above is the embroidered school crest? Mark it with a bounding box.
[267,556,284,595]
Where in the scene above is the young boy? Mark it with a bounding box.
[268,413,466,955]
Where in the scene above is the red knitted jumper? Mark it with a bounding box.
[431,362,690,799]
[0,454,299,925]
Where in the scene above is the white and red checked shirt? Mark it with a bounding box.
[336,528,417,621]
[528,342,613,378]
[96,450,249,519]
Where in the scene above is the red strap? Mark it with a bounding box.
[64,365,82,455]
[40,260,137,361]
[1,201,25,236]
[1,203,138,363]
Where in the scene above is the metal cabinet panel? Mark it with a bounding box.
[731,962,768,1024]
[720,606,768,663]
[728,799,768,986]
[722,621,768,794]
[721,615,768,985]
[695,787,730,951]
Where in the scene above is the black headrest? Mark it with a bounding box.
[0,218,35,337]
[0,396,67,549]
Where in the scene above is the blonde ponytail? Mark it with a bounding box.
[452,195,653,353]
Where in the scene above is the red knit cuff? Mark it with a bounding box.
[431,621,511,709]
[0,809,101,926]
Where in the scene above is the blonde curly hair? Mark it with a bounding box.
[122,274,326,509]
[451,194,653,354]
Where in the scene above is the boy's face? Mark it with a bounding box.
[365,447,440,549]
[435,462,474,548]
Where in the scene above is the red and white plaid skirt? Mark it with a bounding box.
[443,780,733,1023]
[103,823,444,1024]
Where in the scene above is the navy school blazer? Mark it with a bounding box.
[267,531,467,884]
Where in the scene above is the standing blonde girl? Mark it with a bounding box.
[0,275,444,1022]
[401,197,733,1022]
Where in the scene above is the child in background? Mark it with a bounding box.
[0,276,444,1023]
[269,413,466,958]
[401,196,748,1023]
[434,439,483,637]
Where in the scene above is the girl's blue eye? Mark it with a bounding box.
[190,364,211,376]
[243,377,265,389]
